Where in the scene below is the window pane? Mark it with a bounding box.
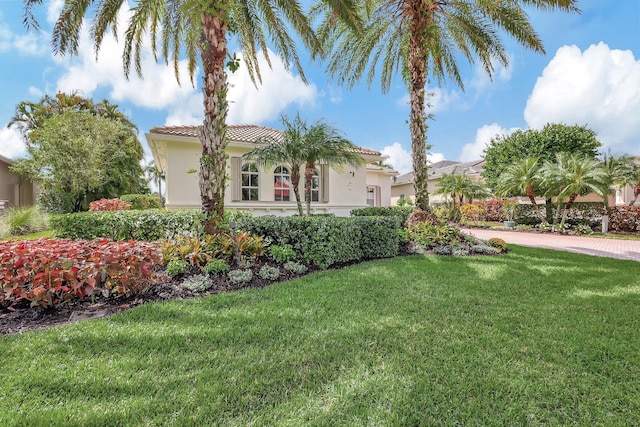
[250,189,258,200]
[242,188,250,200]
[250,173,258,187]
[242,174,249,187]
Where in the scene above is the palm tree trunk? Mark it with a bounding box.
[630,184,640,206]
[291,168,303,216]
[199,11,229,234]
[525,185,545,222]
[304,162,315,216]
[560,193,578,226]
[407,0,431,211]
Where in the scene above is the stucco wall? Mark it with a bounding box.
[0,159,35,208]
[365,171,394,206]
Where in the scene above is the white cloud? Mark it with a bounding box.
[459,123,519,162]
[525,42,640,154]
[226,50,317,124]
[468,56,513,93]
[0,126,27,160]
[381,142,445,174]
[28,86,43,97]
[47,0,65,25]
[396,87,461,113]
[0,22,47,56]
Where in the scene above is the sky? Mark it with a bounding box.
[0,0,639,175]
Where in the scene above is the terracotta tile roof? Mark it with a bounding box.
[149,124,381,156]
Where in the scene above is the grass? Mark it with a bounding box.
[1,230,53,241]
[1,246,639,425]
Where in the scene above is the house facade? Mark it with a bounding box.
[146,125,398,216]
[0,155,36,210]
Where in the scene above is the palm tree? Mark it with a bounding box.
[244,114,363,216]
[144,161,165,206]
[612,156,640,206]
[542,153,610,227]
[495,157,546,222]
[23,0,360,233]
[314,0,579,210]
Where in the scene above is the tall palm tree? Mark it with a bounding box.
[244,114,363,216]
[495,157,546,222]
[144,160,165,205]
[612,156,640,206]
[314,0,579,210]
[23,0,360,233]
[542,153,610,227]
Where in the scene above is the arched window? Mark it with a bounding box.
[241,163,259,201]
[274,166,291,201]
[307,168,320,202]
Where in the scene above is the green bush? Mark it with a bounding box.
[0,206,49,238]
[181,274,213,292]
[283,261,308,275]
[258,265,281,280]
[237,216,400,268]
[50,209,252,241]
[120,194,161,210]
[350,206,414,227]
[203,259,230,275]
[269,244,297,263]
[228,269,253,285]
[166,259,189,277]
[487,238,508,253]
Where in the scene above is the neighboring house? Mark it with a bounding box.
[146,125,398,216]
[0,155,36,210]
[391,160,484,205]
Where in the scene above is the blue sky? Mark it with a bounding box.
[1,0,638,174]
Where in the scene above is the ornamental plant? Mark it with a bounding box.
[0,238,161,308]
[89,198,132,211]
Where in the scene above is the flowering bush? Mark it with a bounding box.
[608,206,640,233]
[1,238,161,309]
[89,198,131,211]
[460,203,487,223]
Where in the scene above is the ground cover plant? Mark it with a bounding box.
[1,246,639,425]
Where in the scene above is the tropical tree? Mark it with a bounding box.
[8,92,137,141]
[23,0,360,233]
[11,111,146,213]
[612,156,640,206]
[495,157,546,222]
[541,153,610,227]
[144,161,165,206]
[314,0,579,210]
[482,123,601,192]
[244,114,363,216]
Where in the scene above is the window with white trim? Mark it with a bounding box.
[241,163,259,201]
[274,166,291,201]
[305,168,320,202]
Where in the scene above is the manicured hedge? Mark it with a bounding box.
[350,206,414,226]
[51,210,252,241]
[608,206,640,232]
[237,215,400,268]
[120,194,161,210]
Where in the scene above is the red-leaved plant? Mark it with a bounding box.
[89,198,132,211]
[0,238,162,309]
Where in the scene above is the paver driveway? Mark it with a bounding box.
[461,228,640,262]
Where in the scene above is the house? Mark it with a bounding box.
[391,159,485,205]
[0,155,36,210]
[145,125,398,216]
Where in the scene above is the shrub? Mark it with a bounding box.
[228,269,253,285]
[451,247,470,256]
[477,200,505,221]
[120,194,161,210]
[350,206,414,227]
[165,259,189,277]
[203,259,230,275]
[459,203,486,224]
[471,245,498,255]
[515,224,533,231]
[608,206,640,233]
[89,198,131,211]
[407,223,462,250]
[0,238,161,308]
[50,209,253,241]
[238,216,399,268]
[0,205,49,237]
[258,265,281,280]
[180,274,213,292]
[432,246,452,255]
[269,244,297,263]
[487,238,508,253]
[283,261,308,275]
[573,223,593,235]
[406,209,440,227]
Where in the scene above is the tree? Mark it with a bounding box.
[482,123,601,192]
[8,92,137,141]
[24,0,360,232]
[612,156,640,206]
[314,0,579,210]
[495,157,546,222]
[541,153,609,227]
[243,113,363,216]
[144,160,165,206]
[11,111,146,213]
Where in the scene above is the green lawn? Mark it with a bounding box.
[2,246,639,425]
